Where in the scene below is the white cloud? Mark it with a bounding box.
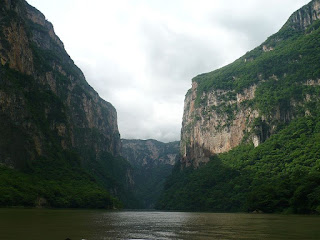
[27,0,310,142]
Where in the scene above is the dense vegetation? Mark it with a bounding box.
[0,158,121,209]
[194,12,320,111]
[157,114,320,214]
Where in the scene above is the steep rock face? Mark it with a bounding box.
[288,0,320,30]
[121,139,179,168]
[0,0,138,207]
[181,83,259,167]
[181,0,320,167]
[0,0,120,169]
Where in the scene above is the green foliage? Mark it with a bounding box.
[159,10,320,213]
[193,18,320,117]
[0,156,121,209]
[157,115,320,214]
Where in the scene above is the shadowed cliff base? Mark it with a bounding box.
[121,139,179,208]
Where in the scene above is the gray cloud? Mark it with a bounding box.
[141,23,223,83]
[28,0,311,142]
[209,0,311,47]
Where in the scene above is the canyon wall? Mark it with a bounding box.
[0,0,139,207]
[0,0,121,168]
[180,0,320,167]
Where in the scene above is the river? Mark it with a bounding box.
[0,209,319,239]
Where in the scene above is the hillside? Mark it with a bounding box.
[0,0,138,208]
[158,0,320,213]
[180,0,320,167]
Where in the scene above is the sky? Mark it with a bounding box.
[27,0,310,142]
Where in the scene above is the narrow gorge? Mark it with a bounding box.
[121,139,179,208]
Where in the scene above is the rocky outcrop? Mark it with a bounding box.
[287,0,320,30]
[181,83,259,167]
[180,0,320,167]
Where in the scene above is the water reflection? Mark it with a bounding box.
[0,209,319,239]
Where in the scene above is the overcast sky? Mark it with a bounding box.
[27,0,310,142]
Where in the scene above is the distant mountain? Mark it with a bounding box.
[121,139,179,208]
[0,0,138,208]
[158,0,320,213]
[122,139,179,167]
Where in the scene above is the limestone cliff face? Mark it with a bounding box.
[181,83,259,167]
[287,0,320,30]
[0,0,120,167]
[121,139,179,168]
[180,0,320,167]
